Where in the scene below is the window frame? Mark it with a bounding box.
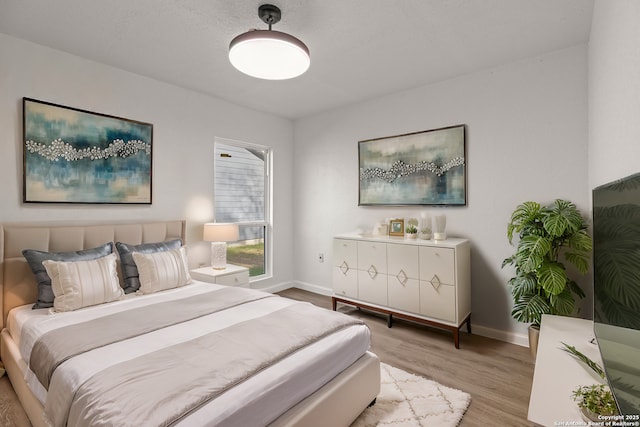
[213,137,272,281]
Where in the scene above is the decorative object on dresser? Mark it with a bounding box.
[389,219,404,237]
[332,232,471,348]
[502,199,592,359]
[23,98,153,204]
[404,218,418,239]
[203,222,240,269]
[190,264,250,288]
[433,214,447,240]
[358,124,466,206]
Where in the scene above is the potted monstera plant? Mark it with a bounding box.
[502,199,592,358]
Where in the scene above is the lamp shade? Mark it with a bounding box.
[203,223,239,242]
[229,29,310,80]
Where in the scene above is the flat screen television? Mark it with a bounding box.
[593,172,640,416]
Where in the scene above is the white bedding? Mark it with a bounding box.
[7,281,371,426]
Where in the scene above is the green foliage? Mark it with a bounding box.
[406,218,418,234]
[503,199,592,327]
[561,342,605,379]
[571,384,619,416]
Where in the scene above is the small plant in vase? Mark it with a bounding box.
[572,384,618,421]
[405,218,418,239]
[419,227,432,240]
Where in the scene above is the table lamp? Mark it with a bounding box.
[203,223,239,270]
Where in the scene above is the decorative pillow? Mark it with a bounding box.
[43,253,124,312]
[23,242,114,309]
[132,247,192,294]
[116,239,183,294]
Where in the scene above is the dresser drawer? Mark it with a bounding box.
[215,270,249,287]
[357,241,387,274]
[419,247,455,284]
[420,281,456,322]
[333,239,358,268]
[332,267,358,298]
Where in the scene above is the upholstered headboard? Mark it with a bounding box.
[0,220,186,331]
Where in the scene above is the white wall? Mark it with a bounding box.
[293,46,589,344]
[588,0,640,189]
[0,34,295,290]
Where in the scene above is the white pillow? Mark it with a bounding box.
[43,252,124,312]
[132,246,192,294]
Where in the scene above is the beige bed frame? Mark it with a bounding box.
[0,220,379,427]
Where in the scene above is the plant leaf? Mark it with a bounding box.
[549,287,575,315]
[543,199,584,237]
[508,272,538,300]
[507,201,542,243]
[561,342,605,379]
[511,293,550,326]
[516,235,552,272]
[537,261,567,295]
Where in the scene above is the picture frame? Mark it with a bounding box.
[389,219,405,237]
[358,124,466,206]
[23,97,153,204]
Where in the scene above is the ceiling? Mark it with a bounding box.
[0,0,594,120]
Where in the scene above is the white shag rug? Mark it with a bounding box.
[352,363,471,427]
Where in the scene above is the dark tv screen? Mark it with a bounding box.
[593,172,640,415]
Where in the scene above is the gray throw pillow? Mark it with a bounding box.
[23,242,114,309]
[116,239,183,294]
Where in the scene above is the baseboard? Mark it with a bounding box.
[290,281,332,296]
[464,324,529,347]
[252,280,295,294]
[259,281,530,348]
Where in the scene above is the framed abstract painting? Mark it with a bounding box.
[358,124,466,206]
[23,98,153,204]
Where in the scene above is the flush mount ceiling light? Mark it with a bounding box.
[229,4,310,80]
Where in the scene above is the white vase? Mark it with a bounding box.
[406,233,417,240]
[433,215,447,240]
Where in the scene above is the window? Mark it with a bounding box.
[214,138,271,278]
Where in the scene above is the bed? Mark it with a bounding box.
[0,220,380,427]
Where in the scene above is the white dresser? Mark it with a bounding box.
[332,233,471,348]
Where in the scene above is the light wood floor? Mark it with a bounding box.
[280,288,535,427]
[0,288,534,426]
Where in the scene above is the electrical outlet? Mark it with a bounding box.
[318,253,324,263]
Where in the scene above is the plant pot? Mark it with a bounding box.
[580,407,601,423]
[528,325,540,361]
[406,233,417,240]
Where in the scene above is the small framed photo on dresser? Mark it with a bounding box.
[389,219,404,237]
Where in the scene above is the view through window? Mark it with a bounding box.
[214,139,270,277]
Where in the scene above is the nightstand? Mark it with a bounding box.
[190,264,250,288]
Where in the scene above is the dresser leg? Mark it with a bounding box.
[466,315,472,334]
[332,297,337,311]
[387,314,393,328]
[453,329,460,349]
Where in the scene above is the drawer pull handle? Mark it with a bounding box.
[368,265,378,279]
[396,269,408,286]
[430,274,441,290]
[340,261,350,275]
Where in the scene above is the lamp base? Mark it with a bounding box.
[211,242,227,270]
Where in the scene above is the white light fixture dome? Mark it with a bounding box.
[229,4,310,80]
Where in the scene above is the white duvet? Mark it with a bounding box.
[7,281,371,427]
